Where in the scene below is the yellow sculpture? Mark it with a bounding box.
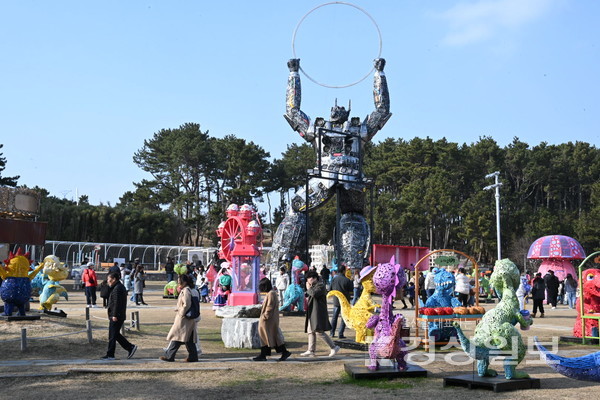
[38,255,69,311]
[1,249,43,316]
[327,265,379,343]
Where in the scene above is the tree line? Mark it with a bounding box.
[2,124,600,265]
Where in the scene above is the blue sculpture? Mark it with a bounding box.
[534,336,600,382]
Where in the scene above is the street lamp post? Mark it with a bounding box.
[484,171,503,261]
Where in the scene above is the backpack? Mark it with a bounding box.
[185,290,201,319]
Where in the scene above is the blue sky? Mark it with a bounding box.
[1,0,598,207]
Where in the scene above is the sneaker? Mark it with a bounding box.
[338,335,346,339]
[328,346,340,357]
[552,307,556,310]
[299,350,315,357]
[127,345,138,359]
[159,356,174,362]
[278,350,292,361]
[101,355,115,360]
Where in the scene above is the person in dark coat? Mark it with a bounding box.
[531,272,546,318]
[164,257,175,283]
[329,264,353,338]
[252,278,291,361]
[301,271,340,358]
[543,270,560,309]
[102,272,137,360]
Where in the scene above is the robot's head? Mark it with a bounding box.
[330,99,350,123]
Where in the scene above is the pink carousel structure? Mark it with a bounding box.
[216,204,263,306]
[527,235,586,281]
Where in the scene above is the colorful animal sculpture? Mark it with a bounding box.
[0,249,43,316]
[279,259,307,312]
[365,257,408,371]
[422,267,461,341]
[453,259,533,379]
[327,265,378,343]
[573,268,600,339]
[534,336,600,382]
[163,280,180,297]
[38,255,69,311]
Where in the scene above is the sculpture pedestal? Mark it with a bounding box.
[443,374,540,392]
[344,362,427,379]
[221,317,261,349]
[335,338,368,351]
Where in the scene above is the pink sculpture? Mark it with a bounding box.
[527,235,585,281]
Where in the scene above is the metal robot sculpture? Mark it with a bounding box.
[0,249,43,316]
[365,256,408,371]
[453,259,533,380]
[327,264,378,343]
[272,57,391,270]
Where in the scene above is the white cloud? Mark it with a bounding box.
[438,0,559,46]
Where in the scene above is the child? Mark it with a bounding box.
[198,277,209,303]
[212,284,230,310]
[99,279,111,308]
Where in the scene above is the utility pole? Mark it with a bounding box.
[484,171,502,261]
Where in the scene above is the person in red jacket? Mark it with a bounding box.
[82,262,98,308]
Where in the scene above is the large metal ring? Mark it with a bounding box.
[292,2,383,89]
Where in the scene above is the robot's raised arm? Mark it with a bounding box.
[364,58,392,141]
[284,59,313,141]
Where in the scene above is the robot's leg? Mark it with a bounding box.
[338,212,370,271]
[271,211,307,262]
[272,177,335,262]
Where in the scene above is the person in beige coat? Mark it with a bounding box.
[160,274,200,362]
[252,278,292,361]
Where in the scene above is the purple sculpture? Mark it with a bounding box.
[365,256,408,370]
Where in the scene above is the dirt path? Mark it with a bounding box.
[0,282,598,399]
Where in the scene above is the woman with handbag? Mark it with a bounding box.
[160,274,201,362]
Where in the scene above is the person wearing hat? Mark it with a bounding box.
[82,262,98,308]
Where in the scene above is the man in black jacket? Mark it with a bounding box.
[102,272,137,360]
[329,264,353,339]
[544,270,560,309]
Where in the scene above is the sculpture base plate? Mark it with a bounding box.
[44,309,67,318]
[0,314,41,321]
[443,374,540,392]
[334,338,368,351]
[344,362,427,380]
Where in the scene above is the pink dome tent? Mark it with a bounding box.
[527,235,585,281]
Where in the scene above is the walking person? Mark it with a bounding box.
[351,269,362,306]
[544,270,560,309]
[101,272,137,360]
[275,266,289,305]
[564,273,578,309]
[252,278,292,361]
[330,264,353,339]
[160,274,200,362]
[133,265,147,305]
[301,271,340,357]
[531,272,546,318]
[424,267,436,299]
[165,257,175,283]
[455,268,471,307]
[82,262,98,308]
